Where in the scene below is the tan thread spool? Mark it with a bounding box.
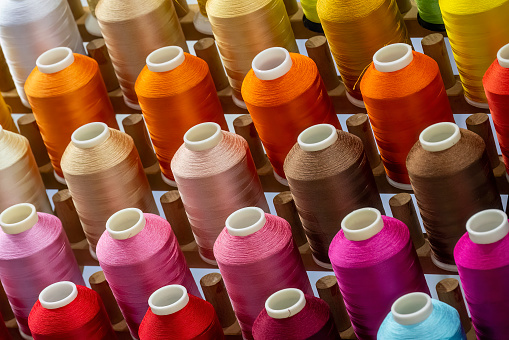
[86,39,119,92]
[0,47,14,92]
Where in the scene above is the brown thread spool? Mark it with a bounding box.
[52,190,87,244]
[466,113,500,169]
[200,273,237,328]
[304,36,341,92]
[233,114,269,170]
[89,271,124,325]
[0,48,14,92]
[436,278,472,334]
[160,191,195,246]
[173,0,190,18]
[273,192,307,247]
[389,193,425,249]
[17,114,50,167]
[316,275,352,333]
[121,114,158,169]
[67,0,85,19]
[282,0,299,16]
[346,113,381,169]
[86,39,119,92]
[194,38,229,91]
[421,34,456,90]
[396,0,412,13]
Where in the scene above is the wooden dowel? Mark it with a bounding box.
[200,273,236,328]
[273,192,307,247]
[466,113,500,169]
[173,0,190,18]
[305,36,341,92]
[0,282,13,321]
[389,193,425,249]
[0,48,14,92]
[89,271,124,325]
[86,39,119,92]
[194,38,229,91]
[283,0,299,16]
[122,114,158,169]
[52,190,86,244]
[17,114,50,167]
[421,34,456,89]
[160,191,195,246]
[316,275,351,332]
[67,0,85,20]
[436,278,472,334]
[233,115,269,170]
[346,113,381,169]
[396,0,412,14]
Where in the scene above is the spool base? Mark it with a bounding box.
[312,255,333,270]
[199,252,218,266]
[273,170,289,186]
[193,12,213,35]
[54,171,67,185]
[85,13,102,37]
[345,91,365,108]
[161,173,178,187]
[19,328,33,340]
[416,13,445,32]
[20,95,31,109]
[302,15,323,33]
[386,175,413,191]
[89,246,98,261]
[123,96,142,111]
[232,94,247,109]
[431,255,458,272]
[464,95,490,109]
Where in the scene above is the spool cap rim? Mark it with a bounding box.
[0,203,38,235]
[391,292,433,325]
[419,122,460,152]
[36,47,75,74]
[106,208,146,240]
[497,43,509,68]
[149,285,189,316]
[467,209,509,244]
[0,125,3,138]
[71,122,110,149]
[39,281,78,310]
[341,207,383,241]
[298,124,338,152]
[252,47,292,81]
[146,46,185,73]
[184,122,223,151]
[226,207,266,237]
[373,43,413,73]
[265,288,306,319]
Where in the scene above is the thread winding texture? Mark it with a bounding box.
[172,131,269,262]
[0,95,15,133]
[97,213,200,339]
[0,212,85,336]
[96,0,187,108]
[214,213,313,339]
[136,52,227,181]
[207,0,297,102]
[317,0,409,101]
[25,53,118,178]
[439,0,509,104]
[0,0,84,107]
[329,215,430,339]
[415,0,444,29]
[301,0,321,24]
[361,51,454,185]
[284,130,384,265]
[407,129,502,267]
[242,53,341,178]
[61,128,158,252]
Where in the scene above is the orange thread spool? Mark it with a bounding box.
[136,46,227,184]
[25,47,118,183]
[242,47,341,182]
[360,44,454,188]
[0,94,16,133]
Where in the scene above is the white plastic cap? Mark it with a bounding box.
[106,208,146,240]
[391,292,433,325]
[298,124,338,152]
[184,122,223,151]
[341,207,383,241]
[36,47,75,74]
[146,46,185,73]
[71,122,110,149]
[39,281,78,310]
[467,209,509,244]
[419,122,460,152]
[0,125,3,139]
[497,43,509,68]
[252,47,292,81]
[149,285,189,316]
[265,288,306,319]
[373,43,413,73]
[0,203,38,235]
[226,207,266,237]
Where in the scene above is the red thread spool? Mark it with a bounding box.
[139,285,224,340]
[29,281,116,339]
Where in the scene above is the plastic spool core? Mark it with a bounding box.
[0,125,3,139]
[71,122,110,149]
[184,122,223,151]
[265,288,306,319]
[298,124,338,152]
[391,292,433,325]
[252,47,292,81]
[146,46,185,73]
[373,43,413,73]
[39,281,78,310]
[226,207,266,237]
[497,44,509,68]
[420,122,461,152]
[149,285,189,316]
[106,208,146,240]
[467,209,509,244]
[36,47,75,74]
[341,207,383,241]
[0,203,38,235]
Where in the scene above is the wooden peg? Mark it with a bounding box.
[273,192,307,247]
[160,191,195,246]
[200,273,236,328]
[436,278,472,334]
[194,38,229,91]
[283,0,299,16]
[316,275,351,332]
[0,282,13,321]
[396,0,412,14]
[466,113,500,169]
[122,114,158,169]
[389,193,425,249]
[233,115,269,170]
[86,39,119,92]
[17,114,50,167]
[0,48,14,92]
[89,271,124,325]
[346,113,381,169]
[52,190,86,244]
[305,36,341,92]
[67,0,85,19]
[173,0,190,18]
[421,34,456,89]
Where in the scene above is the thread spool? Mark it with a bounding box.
[0,47,14,92]
[17,114,50,168]
[97,208,200,339]
[329,207,430,339]
[0,127,52,214]
[415,0,445,31]
[172,123,269,264]
[139,285,224,339]
[301,0,323,33]
[194,38,229,92]
[25,47,119,182]
[136,46,227,183]
[214,207,313,339]
[86,39,119,92]
[0,0,85,107]
[84,0,102,37]
[317,0,409,106]
[252,288,339,339]
[361,43,454,188]
[67,0,84,19]
[207,0,297,106]
[0,95,15,133]
[284,125,384,268]
[378,292,466,339]
[28,282,116,339]
[242,48,341,182]
[173,0,190,17]
[0,203,84,338]
[194,0,213,35]
[407,122,502,271]
[61,122,158,255]
[160,191,195,246]
[396,0,412,13]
